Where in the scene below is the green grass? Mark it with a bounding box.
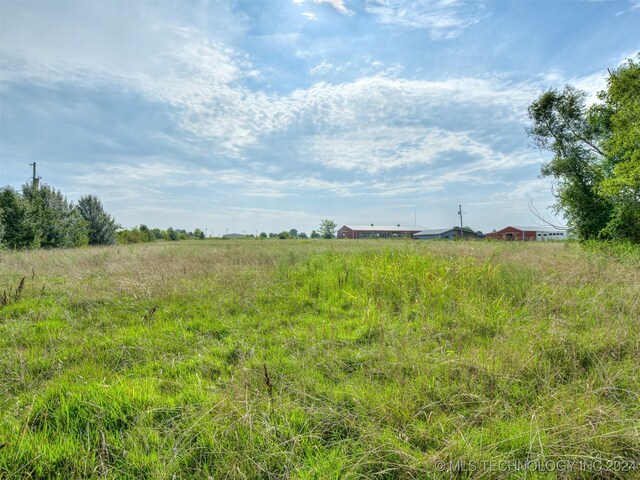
[1,240,639,478]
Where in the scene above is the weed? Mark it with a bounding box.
[143,305,159,322]
[0,275,26,307]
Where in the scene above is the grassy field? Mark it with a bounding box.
[1,239,639,479]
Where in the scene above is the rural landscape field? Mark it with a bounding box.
[1,239,639,478]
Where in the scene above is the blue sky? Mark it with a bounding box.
[1,0,638,235]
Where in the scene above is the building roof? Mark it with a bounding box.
[413,228,456,236]
[340,225,424,232]
[510,225,565,232]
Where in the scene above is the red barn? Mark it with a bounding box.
[486,226,567,241]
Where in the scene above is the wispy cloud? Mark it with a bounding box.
[314,0,356,16]
[2,37,546,166]
[365,0,485,39]
[617,0,640,14]
[310,60,335,75]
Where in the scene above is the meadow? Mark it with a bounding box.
[1,239,639,479]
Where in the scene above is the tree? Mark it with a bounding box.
[596,58,640,241]
[0,187,35,248]
[600,161,640,241]
[527,56,639,241]
[288,228,298,238]
[319,219,337,239]
[78,195,119,245]
[278,231,290,239]
[299,232,308,239]
[527,86,612,240]
[118,227,143,244]
[138,224,154,242]
[1,184,103,249]
[259,232,268,239]
[310,230,320,239]
[167,227,178,241]
[174,229,188,240]
[22,183,88,248]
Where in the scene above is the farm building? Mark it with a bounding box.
[337,224,423,239]
[486,226,567,241]
[413,227,484,240]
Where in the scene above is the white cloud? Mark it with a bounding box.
[314,0,356,16]
[364,0,485,39]
[491,178,553,201]
[0,2,246,79]
[570,70,607,105]
[213,169,364,195]
[84,67,538,164]
[302,11,319,20]
[0,0,546,167]
[69,157,367,204]
[310,60,335,75]
[617,0,640,14]
[555,51,638,105]
[6,48,542,162]
[298,125,540,176]
[1,0,550,176]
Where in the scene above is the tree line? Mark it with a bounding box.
[527,56,639,242]
[0,182,339,249]
[254,220,336,240]
[0,183,118,249]
[117,225,206,244]
[0,182,207,249]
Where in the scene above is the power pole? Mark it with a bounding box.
[29,162,39,188]
[458,204,464,239]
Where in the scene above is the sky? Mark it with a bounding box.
[0,0,638,235]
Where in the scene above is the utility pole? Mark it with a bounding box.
[458,204,464,240]
[29,162,39,188]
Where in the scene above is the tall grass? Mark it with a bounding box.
[1,240,639,478]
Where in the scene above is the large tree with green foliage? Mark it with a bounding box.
[319,219,337,239]
[0,187,36,248]
[21,184,88,248]
[595,58,640,241]
[527,56,639,241]
[77,195,119,245]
